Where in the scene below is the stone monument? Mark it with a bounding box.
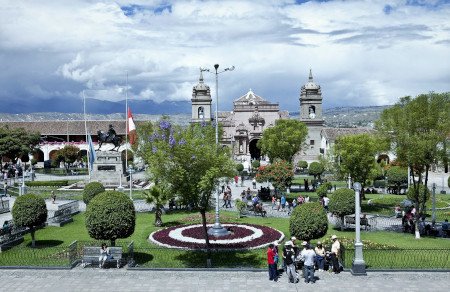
[90,151,126,186]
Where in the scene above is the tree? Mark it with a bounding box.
[289,202,328,241]
[406,185,430,218]
[255,160,294,192]
[251,160,260,170]
[376,92,450,238]
[144,185,170,227]
[308,162,324,181]
[334,133,385,198]
[236,163,244,173]
[12,194,47,247]
[83,181,105,204]
[386,166,408,194]
[297,160,308,171]
[328,188,355,230]
[56,145,80,172]
[0,126,40,163]
[85,191,135,246]
[257,119,308,163]
[139,119,235,255]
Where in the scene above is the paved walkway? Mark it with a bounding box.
[0,269,448,291]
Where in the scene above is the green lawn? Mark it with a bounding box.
[1,210,449,268]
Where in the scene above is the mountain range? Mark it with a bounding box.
[0,103,390,128]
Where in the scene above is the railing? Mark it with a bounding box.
[342,248,450,270]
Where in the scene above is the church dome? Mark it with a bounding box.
[302,69,320,90]
[192,70,210,93]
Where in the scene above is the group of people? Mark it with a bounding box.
[271,194,312,213]
[267,235,342,284]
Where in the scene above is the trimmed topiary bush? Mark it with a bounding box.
[236,163,244,173]
[12,194,47,247]
[85,191,135,246]
[387,166,408,194]
[298,160,308,170]
[329,188,355,230]
[251,160,260,169]
[83,181,105,204]
[289,202,328,241]
[308,162,324,180]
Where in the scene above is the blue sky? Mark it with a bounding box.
[0,0,449,112]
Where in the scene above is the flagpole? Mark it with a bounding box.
[125,71,128,170]
[83,91,91,182]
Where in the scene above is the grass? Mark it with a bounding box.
[1,210,449,268]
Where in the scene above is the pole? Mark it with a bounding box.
[83,91,91,182]
[208,64,228,237]
[432,183,436,224]
[351,182,366,275]
[125,71,128,170]
[214,64,219,145]
[129,168,132,200]
[348,174,352,189]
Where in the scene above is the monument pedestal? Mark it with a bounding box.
[90,151,126,186]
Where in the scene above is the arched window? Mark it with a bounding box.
[198,107,204,119]
[308,106,316,118]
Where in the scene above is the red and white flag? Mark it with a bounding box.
[127,107,137,145]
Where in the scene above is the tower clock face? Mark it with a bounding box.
[309,112,316,119]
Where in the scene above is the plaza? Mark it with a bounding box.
[0,269,448,292]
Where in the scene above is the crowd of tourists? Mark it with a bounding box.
[267,235,342,284]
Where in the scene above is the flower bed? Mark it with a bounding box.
[150,223,284,250]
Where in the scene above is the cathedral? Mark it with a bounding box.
[191,69,324,163]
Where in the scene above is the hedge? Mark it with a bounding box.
[25,180,69,187]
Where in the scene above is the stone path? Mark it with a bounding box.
[0,269,448,291]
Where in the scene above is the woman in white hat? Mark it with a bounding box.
[314,241,326,271]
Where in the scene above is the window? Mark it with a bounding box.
[310,140,315,145]
[198,107,204,119]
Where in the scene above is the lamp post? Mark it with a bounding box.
[347,174,352,189]
[19,171,27,196]
[128,166,135,200]
[202,64,235,237]
[351,182,366,275]
[432,183,436,225]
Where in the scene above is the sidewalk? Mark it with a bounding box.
[0,269,447,291]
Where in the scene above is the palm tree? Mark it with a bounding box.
[144,185,169,227]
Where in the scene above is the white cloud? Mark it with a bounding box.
[0,0,449,110]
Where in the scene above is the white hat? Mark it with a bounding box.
[285,241,293,246]
[331,235,337,240]
[291,236,297,241]
[302,241,308,246]
[273,241,279,246]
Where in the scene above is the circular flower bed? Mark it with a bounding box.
[149,223,284,250]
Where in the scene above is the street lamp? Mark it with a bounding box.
[128,166,135,200]
[351,182,366,276]
[202,64,235,237]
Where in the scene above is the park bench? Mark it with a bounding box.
[345,216,371,231]
[0,221,27,252]
[81,246,123,268]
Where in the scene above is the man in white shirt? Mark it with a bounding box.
[330,235,341,274]
[323,195,330,211]
[300,243,316,283]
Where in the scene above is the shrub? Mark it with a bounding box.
[373,180,386,188]
[316,184,328,197]
[329,188,355,230]
[236,163,244,173]
[387,166,408,194]
[25,180,69,187]
[85,191,135,246]
[12,194,47,247]
[235,199,247,218]
[83,181,105,204]
[406,184,430,207]
[308,162,324,180]
[251,160,260,169]
[289,202,328,241]
[297,160,308,170]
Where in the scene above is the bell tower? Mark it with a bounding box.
[191,69,212,123]
[299,69,325,161]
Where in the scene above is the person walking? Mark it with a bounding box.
[267,243,277,281]
[314,241,326,271]
[301,243,316,283]
[330,235,341,274]
[252,178,257,189]
[280,195,286,211]
[226,186,232,208]
[323,195,330,212]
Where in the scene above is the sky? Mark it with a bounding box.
[0,0,449,112]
